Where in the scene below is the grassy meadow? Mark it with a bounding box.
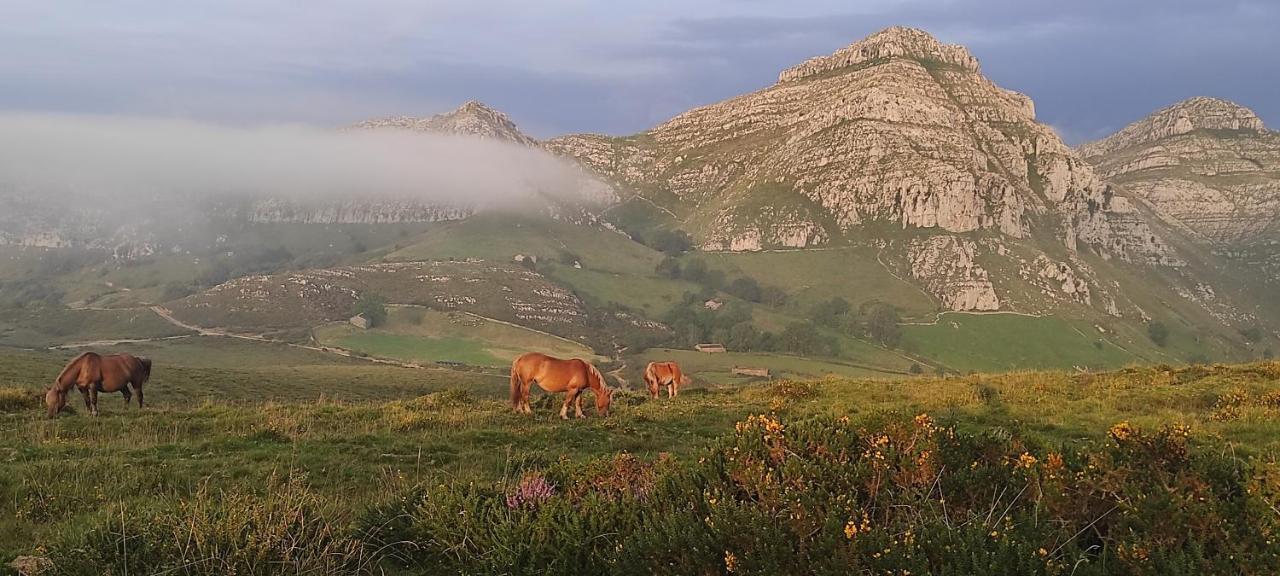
[1,343,1278,573]
[314,307,604,368]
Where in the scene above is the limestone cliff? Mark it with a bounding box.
[550,26,1166,263]
[1079,97,1280,246]
[549,26,1179,311]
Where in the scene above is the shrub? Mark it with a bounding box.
[360,415,1280,575]
[49,474,378,575]
[557,250,582,267]
[1148,321,1170,347]
[0,386,40,413]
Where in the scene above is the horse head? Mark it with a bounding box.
[44,387,66,418]
[589,365,612,416]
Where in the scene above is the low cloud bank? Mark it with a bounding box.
[0,113,600,208]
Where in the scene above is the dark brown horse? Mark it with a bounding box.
[45,352,151,417]
[510,352,611,419]
[643,361,690,399]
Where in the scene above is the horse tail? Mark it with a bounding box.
[136,357,153,386]
[53,352,93,390]
[509,359,523,409]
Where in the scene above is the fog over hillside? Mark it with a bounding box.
[0,113,602,210]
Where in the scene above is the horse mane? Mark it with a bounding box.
[53,351,95,390]
[587,362,608,392]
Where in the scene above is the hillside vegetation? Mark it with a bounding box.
[2,350,1278,574]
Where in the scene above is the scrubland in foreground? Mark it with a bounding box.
[1,357,1278,574]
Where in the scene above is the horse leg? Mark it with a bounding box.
[121,386,132,406]
[80,388,92,412]
[559,388,578,420]
[521,380,534,414]
[88,387,100,417]
[574,392,585,419]
[135,383,144,409]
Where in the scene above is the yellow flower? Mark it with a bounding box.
[1108,421,1134,442]
[724,551,738,573]
[1037,548,1049,557]
[1016,452,1038,469]
[844,521,859,540]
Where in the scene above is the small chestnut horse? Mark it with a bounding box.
[45,352,151,418]
[643,361,690,399]
[510,352,611,419]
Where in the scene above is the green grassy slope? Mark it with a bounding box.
[901,314,1140,373]
[386,213,662,276]
[702,247,936,319]
[314,307,603,368]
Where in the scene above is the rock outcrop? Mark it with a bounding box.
[351,100,539,146]
[550,26,1166,267]
[907,235,1000,311]
[1079,97,1280,246]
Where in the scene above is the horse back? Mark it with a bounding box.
[514,352,588,393]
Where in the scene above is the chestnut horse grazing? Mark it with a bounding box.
[45,352,151,418]
[510,352,611,419]
[643,361,690,399]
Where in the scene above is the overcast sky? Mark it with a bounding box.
[1,1,1276,144]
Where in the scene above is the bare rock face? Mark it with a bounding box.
[907,235,1000,311]
[778,26,979,82]
[1078,98,1265,160]
[550,26,1166,265]
[245,198,471,224]
[1079,97,1280,246]
[351,100,539,146]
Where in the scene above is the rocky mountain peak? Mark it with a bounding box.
[1078,97,1266,159]
[1079,97,1280,246]
[778,26,979,83]
[351,100,538,146]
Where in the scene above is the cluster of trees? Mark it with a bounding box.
[649,291,840,357]
[807,297,903,348]
[630,228,694,255]
[656,257,787,306]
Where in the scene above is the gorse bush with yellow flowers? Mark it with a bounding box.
[362,413,1280,575]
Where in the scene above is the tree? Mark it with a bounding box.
[649,229,694,254]
[728,321,760,352]
[810,297,851,327]
[682,259,709,283]
[864,303,901,348]
[1147,321,1169,347]
[655,256,682,279]
[353,293,388,327]
[726,277,762,302]
[760,285,788,307]
[780,322,825,356]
